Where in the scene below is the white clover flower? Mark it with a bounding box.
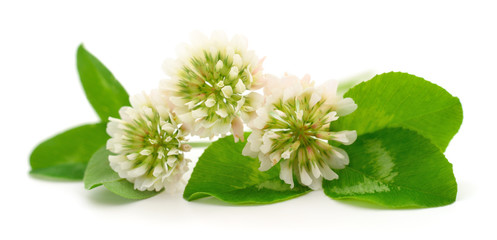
[160,31,265,142]
[106,91,191,192]
[243,74,358,190]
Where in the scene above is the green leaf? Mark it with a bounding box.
[29,123,109,180]
[103,180,160,200]
[83,147,120,189]
[334,72,463,151]
[323,128,457,208]
[77,44,130,121]
[184,134,311,204]
[83,147,160,200]
[30,163,87,180]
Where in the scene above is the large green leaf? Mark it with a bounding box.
[334,72,463,151]
[184,134,311,204]
[77,44,130,121]
[29,123,108,180]
[83,147,160,200]
[323,128,457,208]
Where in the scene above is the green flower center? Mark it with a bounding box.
[176,50,254,123]
[121,109,184,176]
[264,93,334,157]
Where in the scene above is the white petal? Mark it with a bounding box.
[152,165,163,177]
[106,138,120,153]
[229,66,239,79]
[127,165,148,178]
[235,97,245,112]
[221,86,233,98]
[212,122,231,135]
[106,120,120,137]
[310,163,321,178]
[161,122,176,134]
[260,132,275,154]
[230,117,244,142]
[281,149,292,159]
[192,108,208,119]
[140,149,152,156]
[201,119,218,128]
[126,153,139,160]
[205,97,216,107]
[215,60,224,71]
[324,111,339,123]
[250,110,269,130]
[215,108,228,118]
[130,92,149,109]
[242,143,258,158]
[216,80,225,88]
[279,160,294,188]
[247,130,263,152]
[167,148,180,156]
[230,34,248,51]
[211,31,228,48]
[321,80,338,101]
[327,147,350,169]
[232,54,243,68]
[167,156,177,166]
[331,130,357,145]
[269,151,281,166]
[258,153,272,171]
[319,165,339,180]
[235,79,246,93]
[141,177,158,189]
[185,101,196,110]
[118,106,134,121]
[169,96,185,107]
[335,98,357,116]
[110,156,133,172]
[308,177,323,190]
[309,92,321,107]
[178,112,194,125]
[299,168,313,186]
[108,155,125,165]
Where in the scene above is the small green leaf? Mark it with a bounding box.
[77,44,130,121]
[323,128,457,208]
[334,72,463,151]
[29,123,108,180]
[83,147,120,190]
[83,147,160,200]
[184,134,311,204]
[103,180,160,200]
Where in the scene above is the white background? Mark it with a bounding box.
[1,0,496,239]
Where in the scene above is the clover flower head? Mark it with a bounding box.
[160,31,265,141]
[106,91,191,192]
[243,74,358,189]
